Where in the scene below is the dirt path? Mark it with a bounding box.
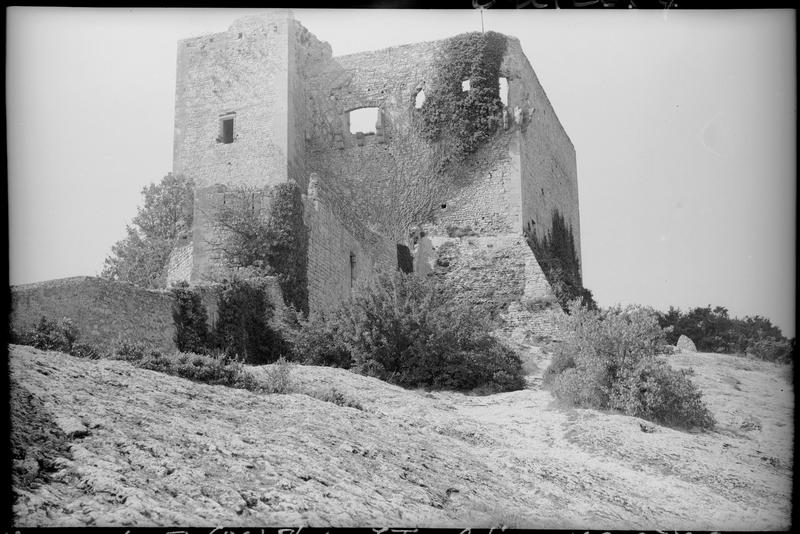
[9,344,793,529]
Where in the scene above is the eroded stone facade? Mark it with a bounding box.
[170,10,581,325]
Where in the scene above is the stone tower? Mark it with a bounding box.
[170,10,582,332]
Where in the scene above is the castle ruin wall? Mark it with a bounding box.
[10,277,176,352]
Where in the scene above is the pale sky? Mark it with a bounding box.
[6,8,796,336]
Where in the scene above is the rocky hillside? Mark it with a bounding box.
[9,343,793,529]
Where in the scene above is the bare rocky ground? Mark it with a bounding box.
[9,343,793,529]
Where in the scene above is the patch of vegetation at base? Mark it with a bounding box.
[304,387,364,411]
[171,281,211,354]
[12,322,364,410]
[543,302,716,430]
[10,316,100,360]
[212,277,290,364]
[283,271,526,394]
[109,338,262,391]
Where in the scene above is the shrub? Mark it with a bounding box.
[212,277,289,364]
[545,302,715,430]
[286,311,353,368]
[746,337,792,363]
[21,316,79,353]
[542,349,575,386]
[294,271,525,393]
[110,337,160,362]
[610,359,716,429]
[12,316,106,361]
[305,387,364,410]
[70,342,101,360]
[260,357,293,394]
[171,282,210,354]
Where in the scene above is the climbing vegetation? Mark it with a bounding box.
[417,31,508,167]
[525,210,596,311]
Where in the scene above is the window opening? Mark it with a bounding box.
[219,113,235,144]
[397,244,414,274]
[348,107,380,135]
[499,77,509,107]
[349,252,357,288]
[414,89,426,109]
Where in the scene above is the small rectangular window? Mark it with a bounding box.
[499,77,509,106]
[219,113,235,144]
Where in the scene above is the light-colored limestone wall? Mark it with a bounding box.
[501,37,581,268]
[166,240,193,286]
[431,131,521,237]
[428,234,555,317]
[305,175,396,314]
[173,11,292,190]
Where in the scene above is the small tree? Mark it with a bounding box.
[209,183,309,315]
[102,173,193,288]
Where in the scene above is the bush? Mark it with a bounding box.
[12,316,105,361]
[305,387,364,410]
[212,277,289,364]
[545,302,715,430]
[70,342,101,360]
[20,316,79,353]
[610,359,716,429]
[171,282,210,354]
[286,312,353,368]
[746,337,793,363]
[292,271,525,393]
[110,337,161,362]
[260,357,293,394]
[542,349,575,386]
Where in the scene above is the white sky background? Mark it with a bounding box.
[6,8,796,336]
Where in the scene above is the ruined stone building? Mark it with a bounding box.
[166,10,582,329]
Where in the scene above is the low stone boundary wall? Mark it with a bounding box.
[10,277,176,352]
[10,276,285,353]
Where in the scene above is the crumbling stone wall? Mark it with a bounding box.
[10,277,176,352]
[429,235,556,317]
[172,11,581,317]
[304,41,448,242]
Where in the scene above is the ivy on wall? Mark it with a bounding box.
[266,182,310,315]
[417,31,508,165]
[525,210,596,311]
